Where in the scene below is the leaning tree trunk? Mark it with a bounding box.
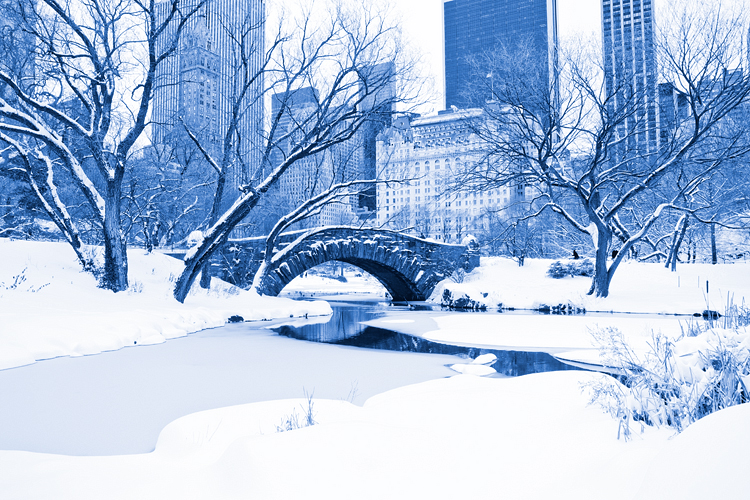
[669,216,689,272]
[102,184,128,291]
[199,172,226,289]
[174,192,261,303]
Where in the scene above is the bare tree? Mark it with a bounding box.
[119,148,213,251]
[0,0,204,290]
[458,2,750,297]
[172,2,422,302]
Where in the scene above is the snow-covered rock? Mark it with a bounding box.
[449,363,497,376]
[471,353,497,365]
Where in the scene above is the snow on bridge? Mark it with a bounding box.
[211,227,480,301]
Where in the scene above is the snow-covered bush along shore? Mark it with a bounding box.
[585,325,750,439]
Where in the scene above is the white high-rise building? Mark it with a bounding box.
[376,109,524,243]
[151,0,265,205]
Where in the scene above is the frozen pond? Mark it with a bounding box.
[0,295,692,457]
[0,307,462,456]
[274,300,577,376]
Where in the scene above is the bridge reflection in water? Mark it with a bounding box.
[274,302,579,377]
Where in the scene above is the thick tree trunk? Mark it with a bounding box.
[588,225,612,298]
[102,185,128,291]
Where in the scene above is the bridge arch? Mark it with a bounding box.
[217,228,478,302]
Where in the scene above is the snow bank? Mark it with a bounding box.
[0,371,681,500]
[635,402,750,500]
[365,310,686,360]
[429,256,750,315]
[10,370,746,499]
[0,239,330,371]
[281,272,387,298]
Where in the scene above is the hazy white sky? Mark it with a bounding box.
[396,0,602,112]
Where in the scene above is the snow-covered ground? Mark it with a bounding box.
[1,371,747,499]
[1,240,748,499]
[281,270,387,299]
[0,321,460,456]
[431,256,750,315]
[394,256,750,366]
[0,239,330,371]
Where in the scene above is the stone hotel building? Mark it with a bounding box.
[376,109,521,243]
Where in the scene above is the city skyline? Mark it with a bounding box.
[394,0,601,112]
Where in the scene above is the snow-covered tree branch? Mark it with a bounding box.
[453,1,750,297]
[172,2,424,302]
[0,0,204,291]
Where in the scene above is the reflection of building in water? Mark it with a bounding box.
[375,109,527,244]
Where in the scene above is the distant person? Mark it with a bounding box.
[572,249,579,260]
[611,249,618,259]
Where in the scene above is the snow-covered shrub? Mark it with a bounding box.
[546,259,594,279]
[568,259,594,277]
[546,261,568,279]
[584,326,750,439]
[441,288,487,310]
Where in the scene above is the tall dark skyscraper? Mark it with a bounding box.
[151,0,265,207]
[601,0,658,155]
[443,0,558,109]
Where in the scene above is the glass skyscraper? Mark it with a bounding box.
[601,0,658,155]
[443,0,558,109]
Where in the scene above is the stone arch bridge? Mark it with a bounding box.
[209,227,480,301]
